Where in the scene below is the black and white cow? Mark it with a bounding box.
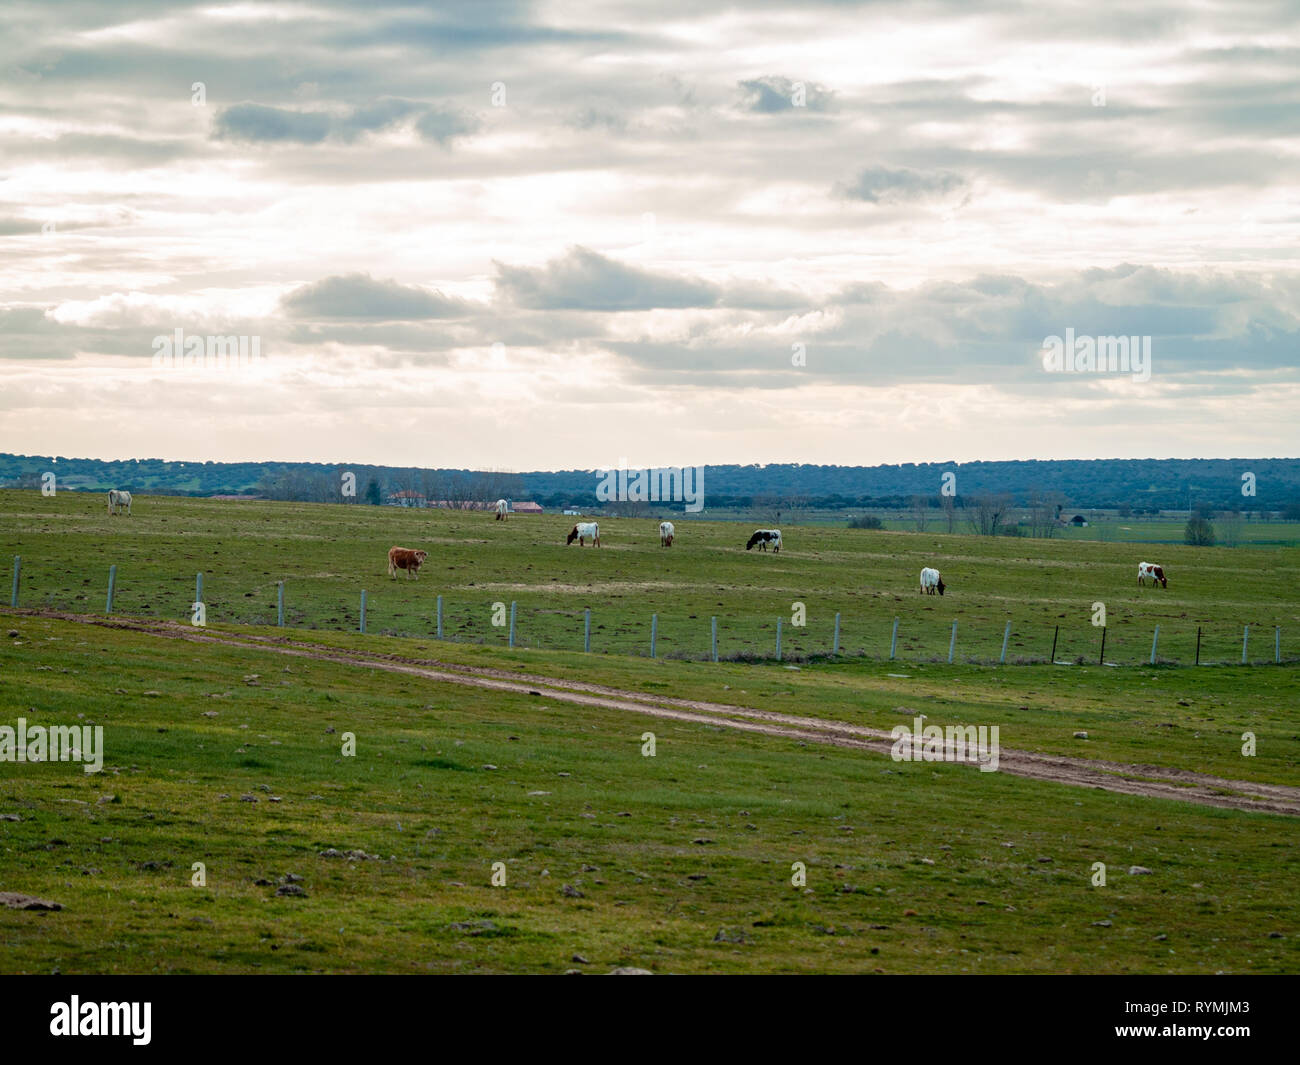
[746,529,781,552]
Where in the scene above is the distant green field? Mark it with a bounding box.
[2,489,1297,974]
[1,491,1296,667]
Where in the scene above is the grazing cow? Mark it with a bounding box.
[567,521,600,547]
[920,567,945,595]
[746,529,781,552]
[495,498,509,521]
[387,546,428,579]
[107,489,132,516]
[1137,561,1167,588]
[659,521,675,547]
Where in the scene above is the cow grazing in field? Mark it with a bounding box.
[567,521,600,547]
[107,490,132,516]
[746,529,781,552]
[495,498,509,520]
[659,521,675,547]
[1137,561,1167,588]
[387,546,428,579]
[920,567,945,595]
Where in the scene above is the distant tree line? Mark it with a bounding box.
[4,453,1300,515]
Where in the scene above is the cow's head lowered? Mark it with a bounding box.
[566,525,579,545]
[1153,565,1167,588]
[936,577,946,596]
[745,532,763,550]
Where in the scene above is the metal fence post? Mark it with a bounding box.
[889,617,899,660]
[1051,625,1059,663]
[711,616,718,662]
[584,608,591,653]
[106,564,117,615]
[1099,626,1107,665]
[833,612,840,656]
[776,617,783,661]
[1195,626,1201,666]
[948,620,957,664]
[1150,624,1159,666]
[436,595,443,639]
[1000,621,1010,664]
[650,614,657,658]
[277,581,284,626]
[360,590,367,633]
[509,601,516,648]
[1277,626,1282,664]
[9,556,18,608]
[195,571,203,608]
[1242,625,1249,664]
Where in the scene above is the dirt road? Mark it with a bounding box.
[15,610,1300,817]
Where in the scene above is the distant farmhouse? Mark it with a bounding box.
[1068,514,1089,527]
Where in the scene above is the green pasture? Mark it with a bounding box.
[0,613,1296,974]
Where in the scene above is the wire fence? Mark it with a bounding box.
[7,554,1295,668]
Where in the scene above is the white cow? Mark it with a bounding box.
[659,521,675,547]
[107,490,132,516]
[567,521,600,547]
[495,498,510,521]
[919,567,945,595]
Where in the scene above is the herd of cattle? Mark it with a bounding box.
[104,490,1170,591]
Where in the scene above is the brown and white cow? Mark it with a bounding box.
[388,546,428,579]
[1137,561,1167,588]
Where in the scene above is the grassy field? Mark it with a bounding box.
[2,491,1297,667]
[1,490,1297,973]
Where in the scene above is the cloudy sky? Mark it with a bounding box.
[1,0,1297,471]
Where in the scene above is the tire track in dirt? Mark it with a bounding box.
[14,609,1300,817]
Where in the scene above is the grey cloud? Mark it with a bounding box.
[280,274,475,321]
[738,76,835,113]
[414,108,481,146]
[213,100,478,146]
[494,247,722,310]
[214,104,333,145]
[838,166,969,204]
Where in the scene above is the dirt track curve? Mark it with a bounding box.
[12,609,1300,817]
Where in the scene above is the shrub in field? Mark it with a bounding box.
[848,515,883,529]
[1185,516,1216,546]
